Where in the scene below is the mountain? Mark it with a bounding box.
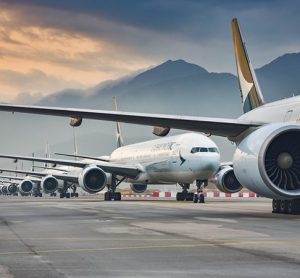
[37,59,242,118]
[1,53,300,166]
[256,52,300,102]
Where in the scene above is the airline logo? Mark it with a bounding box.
[232,18,264,113]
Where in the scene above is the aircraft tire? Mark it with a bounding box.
[114,192,121,201]
[193,194,198,203]
[199,194,205,203]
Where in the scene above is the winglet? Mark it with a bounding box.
[231,18,264,113]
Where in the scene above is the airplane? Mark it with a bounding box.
[0,19,297,213]
[0,180,18,195]
[0,132,223,202]
[0,175,41,196]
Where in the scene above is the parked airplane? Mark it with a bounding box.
[0,132,223,201]
[0,19,297,213]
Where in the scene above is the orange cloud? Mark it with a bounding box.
[0,7,153,102]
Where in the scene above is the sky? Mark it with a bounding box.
[0,0,299,102]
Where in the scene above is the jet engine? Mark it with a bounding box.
[215,167,243,193]
[1,185,8,195]
[233,123,300,199]
[78,166,107,193]
[130,183,147,193]
[8,183,18,195]
[41,175,59,193]
[19,179,34,194]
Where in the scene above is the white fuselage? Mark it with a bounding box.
[110,133,220,184]
[239,96,300,126]
[40,133,220,186]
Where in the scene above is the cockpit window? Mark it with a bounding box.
[190,147,199,153]
[208,147,219,153]
[191,147,219,153]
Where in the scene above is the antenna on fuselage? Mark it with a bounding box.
[114,96,124,148]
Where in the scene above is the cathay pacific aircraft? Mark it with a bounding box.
[0,19,298,213]
[0,132,223,202]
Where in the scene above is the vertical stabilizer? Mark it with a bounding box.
[231,18,264,113]
[114,96,124,148]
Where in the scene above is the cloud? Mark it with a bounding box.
[0,0,299,102]
[0,69,85,101]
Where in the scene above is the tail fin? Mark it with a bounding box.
[231,18,264,113]
[114,96,124,148]
[44,142,50,168]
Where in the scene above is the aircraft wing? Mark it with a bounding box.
[0,104,264,137]
[0,174,41,182]
[0,154,141,178]
[0,168,78,183]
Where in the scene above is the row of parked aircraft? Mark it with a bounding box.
[0,19,298,214]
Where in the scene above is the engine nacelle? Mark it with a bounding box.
[215,167,243,193]
[41,175,59,194]
[8,183,18,194]
[130,183,147,193]
[78,166,107,193]
[1,185,8,195]
[19,179,34,194]
[234,123,300,199]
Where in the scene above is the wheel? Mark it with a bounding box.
[114,192,121,201]
[75,193,79,197]
[287,200,294,214]
[66,193,71,198]
[186,192,194,201]
[193,194,198,203]
[199,194,205,203]
[176,192,184,201]
[60,193,65,199]
[104,192,112,201]
[280,200,287,213]
[39,193,42,197]
[53,193,57,197]
[272,199,280,213]
[71,193,75,197]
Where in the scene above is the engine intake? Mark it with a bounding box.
[130,183,147,193]
[234,123,300,199]
[78,166,107,193]
[41,176,59,193]
[8,183,18,194]
[1,185,8,195]
[19,179,34,194]
[215,167,243,193]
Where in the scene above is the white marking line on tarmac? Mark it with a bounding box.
[1,239,300,256]
[194,217,238,223]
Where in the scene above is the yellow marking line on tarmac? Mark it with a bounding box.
[0,239,300,256]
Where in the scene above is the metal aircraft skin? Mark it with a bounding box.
[0,19,299,212]
[0,132,221,200]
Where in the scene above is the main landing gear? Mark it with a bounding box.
[193,180,207,203]
[272,199,300,214]
[59,183,79,198]
[176,180,207,203]
[104,176,125,201]
[176,184,194,201]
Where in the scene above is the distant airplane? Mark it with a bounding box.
[0,19,298,213]
[0,132,223,202]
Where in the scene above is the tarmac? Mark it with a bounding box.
[0,196,300,277]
